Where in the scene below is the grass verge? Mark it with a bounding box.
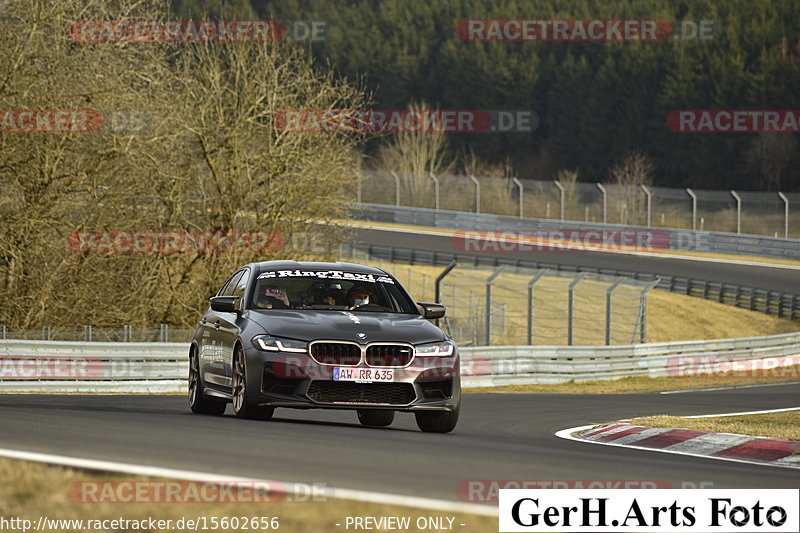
[624,410,800,441]
[0,458,495,533]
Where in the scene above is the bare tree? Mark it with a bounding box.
[608,151,654,225]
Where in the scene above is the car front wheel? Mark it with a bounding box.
[415,402,460,433]
[188,349,227,416]
[232,346,274,420]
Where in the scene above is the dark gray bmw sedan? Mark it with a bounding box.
[189,261,461,432]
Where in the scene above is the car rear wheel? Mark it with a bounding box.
[415,402,460,433]
[232,346,274,420]
[188,349,227,416]
[357,409,395,427]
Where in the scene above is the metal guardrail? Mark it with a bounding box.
[351,203,800,260]
[460,331,800,387]
[1,333,798,391]
[350,244,800,320]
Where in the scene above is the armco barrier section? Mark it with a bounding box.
[350,203,800,260]
[1,333,798,392]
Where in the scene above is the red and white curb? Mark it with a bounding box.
[557,423,800,470]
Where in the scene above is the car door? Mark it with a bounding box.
[217,267,250,389]
[201,269,243,389]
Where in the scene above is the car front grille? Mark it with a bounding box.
[307,381,416,405]
[310,342,361,366]
[365,344,414,367]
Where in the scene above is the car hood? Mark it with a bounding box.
[245,309,447,345]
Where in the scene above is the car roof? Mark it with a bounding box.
[249,260,390,277]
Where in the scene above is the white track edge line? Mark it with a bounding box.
[555,425,799,471]
[685,406,800,418]
[0,447,498,517]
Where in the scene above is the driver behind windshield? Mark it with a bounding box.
[347,286,372,309]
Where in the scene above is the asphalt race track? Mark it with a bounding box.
[354,227,800,296]
[1,386,797,508]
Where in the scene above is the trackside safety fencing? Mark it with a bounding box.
[1,332,798,392]
[344,243,800,320]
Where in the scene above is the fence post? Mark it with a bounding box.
[596,183,607,224]
[554,180,565,221]
[512,177,524,218]
[605,278,624,345]
[527,270,547,345]
[390,171,401,207]
[567,272,587,346]
[778,192,789,238]
[429,172,440,210]
[637,281,659,344]
[356,170,362,204]
[124,325,132,342]
[0,325,5,340]
[686,188,697,231]
[469,175,480,213]
[83,325,92,342]
[160,323,168,343]
[434,261,457,327]
[484,265,507,345]
[43,326,50,341]
[641,185,652,226]
[731,190,741,234]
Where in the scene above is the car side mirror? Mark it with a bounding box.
[210,295,240,313]
[418,302,445,320]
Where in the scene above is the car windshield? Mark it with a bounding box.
[249,270,418,314]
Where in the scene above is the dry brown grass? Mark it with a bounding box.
[0,458,495,533]
[625,411,800,441]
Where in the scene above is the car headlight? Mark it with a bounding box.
[253,335,308,353]
[415,340,454,357]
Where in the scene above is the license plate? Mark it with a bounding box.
[333,367,394,383]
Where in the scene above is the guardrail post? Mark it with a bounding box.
[567,272,587,346]
[160,323,168,343]
[390,171,401,207]
[641,185,652,226]
[526,270,547,345]
[779,192,789,238]
[434,261,457,327]
[686,188,697,231]
[512,177,524,218]
[83,325,91,342]
[124,325,132,342]
[554,180,565,221]
[605,278,624,345]
[43,326,50,341]
[485,265,507,345]
[596,183,607,224]
[429,173,440,210]
[469,175,480,213]
[731,190,741,234]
